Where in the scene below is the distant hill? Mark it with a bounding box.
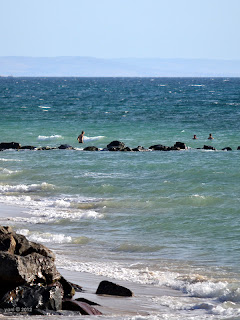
[0,56,240,77]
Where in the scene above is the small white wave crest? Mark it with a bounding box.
[37,135,63,141]
[0,182,54,194]
[16,229,72,244]
[84,135,105,141]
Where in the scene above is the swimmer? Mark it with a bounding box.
[77,131,85,143]
[193,135,198,139]
[208,133,214,140]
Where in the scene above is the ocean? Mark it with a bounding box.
[0,77,240,319]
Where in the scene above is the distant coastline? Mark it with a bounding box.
[1,56,240,77]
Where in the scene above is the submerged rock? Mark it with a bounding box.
[96,280,133,297]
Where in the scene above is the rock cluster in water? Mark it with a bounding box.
[0,141,239,152]
[0,226,133,316]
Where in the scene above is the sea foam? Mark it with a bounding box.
[37,134,63,141]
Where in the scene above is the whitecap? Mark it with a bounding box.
[0,168,19,175]
[84,135,105,141]
[0,158,22,162]
[0,182,54,194]
[37,135,63,141]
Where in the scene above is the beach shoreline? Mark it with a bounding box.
[0,202,181,318]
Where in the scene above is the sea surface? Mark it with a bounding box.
[0,77,240,319]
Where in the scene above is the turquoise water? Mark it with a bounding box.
[0,77,240,319]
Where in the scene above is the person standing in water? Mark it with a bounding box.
[208,133,214,140]
[77,131,85,143]
[193,135,198,139]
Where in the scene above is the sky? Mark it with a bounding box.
[0,0,240,60]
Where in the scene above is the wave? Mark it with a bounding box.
[0,168,20,176]
[84,135,105,141]
[0,158,22,162]
[0,193,104,224]
[16,229,72,244]
[0,182,54,194]
[56,258,240,317]
[37,134,63,141]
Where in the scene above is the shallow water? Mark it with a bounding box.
[0,77,240,319]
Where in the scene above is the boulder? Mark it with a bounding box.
[120,147,132,152]
[222,147,232,151]
[0,252,61,293]
[83,146,99,151]
[132,146,146,152]
[96,280,133,297]
[0,226,65,297]
[0,142,21,150]
[0,226,55,259]
[58,144,74,150]
[173,142,187,150]
[62,299,102,315]
[20,146,36,150]
[149,144,170,151]
[0,283,63,312]
[37,147,56,150]
[107,141,126,150]
[203,145,216,150]
[58,276,76,298]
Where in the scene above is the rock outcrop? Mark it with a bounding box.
[0,142,21,150]
[0,225,133,316]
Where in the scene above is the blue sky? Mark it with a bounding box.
[1,0,240,60]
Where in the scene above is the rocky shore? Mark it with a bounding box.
[0,225,133,316]
[0,141,239,152]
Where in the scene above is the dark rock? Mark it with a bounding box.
[149,144,170,151]
[238,146,240,150]
[173,142,187,150]
[203,145,216,150]
[37,147,56,150]
[222,147,232,151]
[58,276,75,298]
[0,142,21,150]
[96,280,133,297]
[108,147,121,151]
[58,144,74,150]
[0,283,63,311]
[83,146,99,151]
[120,147,132,152]
[20,146,36,150]
[0,252,61,294]
[68,281,83,292]
[107,141,126,150]
[132,146,146,152]
[0,226,55,259]
[62,299,102,315]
